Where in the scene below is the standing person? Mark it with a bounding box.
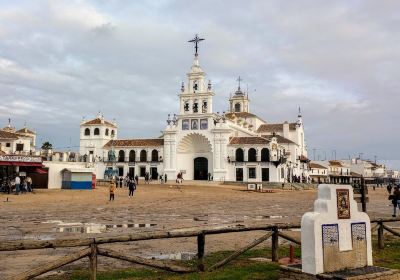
[392,186,400,217]
[15,175,20,194]
[128,179,136,197]
[159,174,164,184]
[387,183,393,194]
[119,176,123,188]
[26,176,32,192]
[164,173,167,184]
[109,181,116,201]
[144,173,149,184]
[135,175,139,185]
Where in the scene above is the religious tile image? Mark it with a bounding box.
[336,189,350,219]
[182,119,189,130]
[191,119,199,130]
[351,222,366,241]
[322,224,339,245]
[200,119,208,130]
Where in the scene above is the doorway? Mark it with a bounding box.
[151,167,158,179]
[236,168,243,182]
[262,168,270,182]
[194,157,208,180]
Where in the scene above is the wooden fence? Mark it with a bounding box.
[1,218,399,280]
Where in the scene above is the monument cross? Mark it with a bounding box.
[188,34,205,56]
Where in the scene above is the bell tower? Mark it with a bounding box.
[179,34,214,115]
[229,76,249,113]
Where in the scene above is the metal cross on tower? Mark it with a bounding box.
[188,34,205,56]
[237,76,243,90]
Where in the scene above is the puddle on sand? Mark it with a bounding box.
[149,252,197,261]
[43,221,157,234]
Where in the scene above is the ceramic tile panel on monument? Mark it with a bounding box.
[301,184,372,275]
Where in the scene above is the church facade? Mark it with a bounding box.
[80,39,309,183]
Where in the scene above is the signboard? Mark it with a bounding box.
[19,172,26,177]
[180,170,186,174]
[247,184,256,190]
[0,155,42,163]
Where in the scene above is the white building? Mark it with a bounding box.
[0,119,36,154]
[79,39,309,183]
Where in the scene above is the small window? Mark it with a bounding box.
[184,101,189,112]
[236,148,244,162]
[248,168,256,179]
[235,103,241,112]
[111,130,115,136]
[16,143,24,151]
[84,128,90,136]
[105,128,109,136]
[151,149,158,162]
[94,128,100,135]
[6,143,11,147]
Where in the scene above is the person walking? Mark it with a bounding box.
[14,175,20,194]
[135,175,139,185]
[159,174,164,184]
[128,179,136,197]
[26,176,32,192]
[109,181,116,201]
[164,174,167,184]
[391,186,400,217]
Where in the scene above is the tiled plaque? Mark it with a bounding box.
[352,222,366,242]
[336,189,350,219]
[322,224,339,245]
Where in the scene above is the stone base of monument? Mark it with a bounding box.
[279,264,400,280]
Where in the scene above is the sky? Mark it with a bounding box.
[0,0,399,169]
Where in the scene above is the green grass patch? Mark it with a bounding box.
[44,238,400,280]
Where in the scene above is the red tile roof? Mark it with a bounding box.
[229,136,270,145]
[104,139,164,147]
[225,112,257,119]
[82,118,117,128]
[229,134,296,145]
[257,123,297,133]
[309,162,328,169]
[329,160,344,167]
[0,130,19,140]
[261,134,296,144]
[16,128,35,134]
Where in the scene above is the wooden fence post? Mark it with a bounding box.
[271,227,279,262]
[361,176,367,212]
[378,221,384,249]
[197,232,205,272]
[90,241,97,280]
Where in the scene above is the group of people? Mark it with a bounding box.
[0,175,33,194]
[387,183,400,217]
[109,175,137,201]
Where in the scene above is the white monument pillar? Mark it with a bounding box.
[301,184,372,275]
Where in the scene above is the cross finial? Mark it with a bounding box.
[188,34,205,56]
[298,106,302,117]
[7,118,11,127]
[237,76,243,90]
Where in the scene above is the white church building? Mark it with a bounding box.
[79,37,309,183]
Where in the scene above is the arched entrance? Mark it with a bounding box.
[194,157,208,180]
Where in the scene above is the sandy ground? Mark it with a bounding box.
[0,182,396,278]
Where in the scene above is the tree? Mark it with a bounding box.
[41,141,53,150]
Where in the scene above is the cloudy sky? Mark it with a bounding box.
[1,0,399,168]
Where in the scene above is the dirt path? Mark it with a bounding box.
[0,183,395,278]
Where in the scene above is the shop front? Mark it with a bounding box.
[0,155,48,189]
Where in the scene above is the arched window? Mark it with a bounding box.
[105,128,109,136]
[118,150,125,162]
[151,149,159,162]
[111,130,115,136]
[94,128,100,135]
[235,103,241,112]
[235,148,244,162]
[129,150,135,162]
[261,148,270,162]
[248,148,257,162]
[140,150,147,162]
[84,128,90,136]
